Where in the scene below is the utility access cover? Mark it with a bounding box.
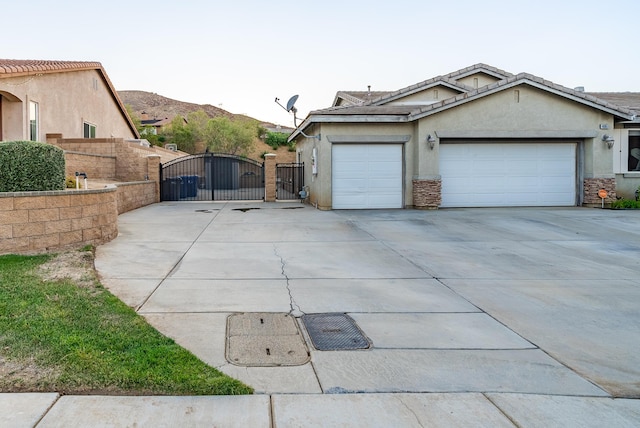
[226,313,310,367]
[302,313,371,351]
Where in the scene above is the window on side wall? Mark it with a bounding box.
[83,122,96,138]
[628,131,640,172]
[29,101,39,141]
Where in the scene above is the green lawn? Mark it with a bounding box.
[0,250,252,395]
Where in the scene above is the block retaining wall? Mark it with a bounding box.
[0,181,159,255]
[116,181,157,214]
[0,187,118,255]
[64,151,116,180]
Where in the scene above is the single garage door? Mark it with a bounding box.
[332,144,403,209]
[440,142,576,207]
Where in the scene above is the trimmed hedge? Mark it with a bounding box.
[0,141,66,192]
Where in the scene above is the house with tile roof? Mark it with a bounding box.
[290,64,640,209]
[0,59,139,142]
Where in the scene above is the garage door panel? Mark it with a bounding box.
[441,143,576,207]
[332,144,402,209]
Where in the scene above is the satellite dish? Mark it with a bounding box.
[275,94,302,126]
[286,94,299,112]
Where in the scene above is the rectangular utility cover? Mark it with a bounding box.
[226,313,310,366]
[302,313,371,351]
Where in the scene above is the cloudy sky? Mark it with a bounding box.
[4,0,638,127]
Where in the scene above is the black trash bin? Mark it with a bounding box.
[180,175,199,198]
[162,177,182,201]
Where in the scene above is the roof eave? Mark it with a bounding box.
[96,66,140,138]
[288,113,409,141]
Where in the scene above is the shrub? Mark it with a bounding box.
[0,141,66,192]
[610,198,640,209]
[264,132,290,150]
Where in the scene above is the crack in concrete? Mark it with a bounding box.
[394,396,425,428]
[273,244,304,316]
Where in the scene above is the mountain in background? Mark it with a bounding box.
[118,90,277,127]
[118,90,297,162]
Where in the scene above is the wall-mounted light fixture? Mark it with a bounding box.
[427,134,436,150]
[602,134,614,149]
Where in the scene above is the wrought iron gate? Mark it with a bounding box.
[160,153,264,201]
[276,162,304,200]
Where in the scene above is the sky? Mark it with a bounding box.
[4,0,639,128]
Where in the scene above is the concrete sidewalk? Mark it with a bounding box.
[4,202,640,426]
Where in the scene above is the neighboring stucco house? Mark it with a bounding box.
[290,64,640,209]
[0,59,139,142]
[140,112,174,135]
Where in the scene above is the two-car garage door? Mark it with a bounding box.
[440,142,577,207]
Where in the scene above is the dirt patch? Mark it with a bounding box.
[0,355,60,392]
[36,249,98,289]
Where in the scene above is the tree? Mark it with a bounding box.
[166,116,196,153]
[185,111,210,143]
[205,117,256,156]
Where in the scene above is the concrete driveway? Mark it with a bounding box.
[88,202,640,425]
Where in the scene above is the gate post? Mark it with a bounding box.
[147,155,161,203]
[264,153,277,202]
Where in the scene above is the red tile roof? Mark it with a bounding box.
[0,59,103,76]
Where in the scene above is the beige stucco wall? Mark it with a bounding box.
[386,86,461,106]
[0,69,136,142]
[615,174,640,199]
[456,72,501,89]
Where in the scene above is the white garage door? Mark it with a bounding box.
[440,143,576,207]
[332,144,403,209]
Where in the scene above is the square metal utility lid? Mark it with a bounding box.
[301,313,371,351]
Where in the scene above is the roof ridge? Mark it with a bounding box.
[362,76,471,106]
[444,63,514,80]
[409,72,633,120]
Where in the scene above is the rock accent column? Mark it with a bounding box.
[413,179,441,209]
[264,154,277,202]
[583,177,616,205]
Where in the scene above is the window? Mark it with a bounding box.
[29,101,38,141]
[83,122,96,138]
[628,131,640,171]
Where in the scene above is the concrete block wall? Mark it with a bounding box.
[49,136,165,183]
[116,181,158,214]
[50,137,117,156]
[0,188,118,255]
[115,142,148,182]
[64,152,116,180]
